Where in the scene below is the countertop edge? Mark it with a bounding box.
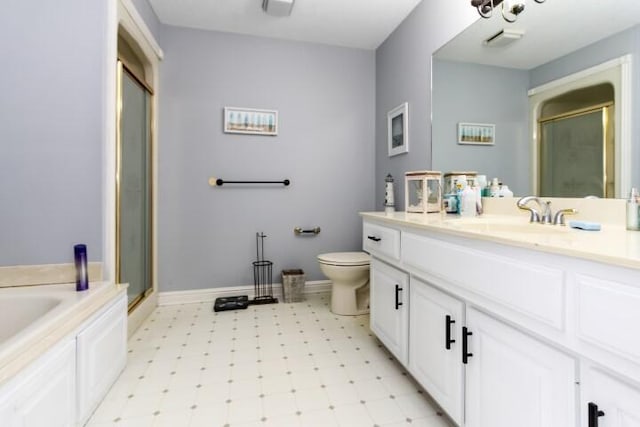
[361,211,640,271]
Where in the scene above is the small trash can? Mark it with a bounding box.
[281,269,305,303]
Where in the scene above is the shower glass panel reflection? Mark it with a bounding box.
[538,105,614,198]
[117,62,153,308]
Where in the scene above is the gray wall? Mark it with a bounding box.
[130,0,162,42]
[531,24,640,188]
[157,27,375,291]
[375,1,477,209]
[432,60,530,195]
[0,0,108,266]
[530,25,640,88]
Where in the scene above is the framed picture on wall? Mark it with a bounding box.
[388,102,409,157]
[224,107,278,136]
[457,122,495,145]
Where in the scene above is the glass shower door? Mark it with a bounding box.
[539,106,612,198]
[117,63,153,308]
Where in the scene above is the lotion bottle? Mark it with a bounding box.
[489,178,500,197]
[460,185,476,217]
[473,178,483,215]
[499,185,514,198]
[626,187,639,231]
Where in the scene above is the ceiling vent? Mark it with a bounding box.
[484,28,524,47]
[262,0,295,17]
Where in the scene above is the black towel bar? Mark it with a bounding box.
[216,178,290,186]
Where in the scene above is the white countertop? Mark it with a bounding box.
[361,211,640,270]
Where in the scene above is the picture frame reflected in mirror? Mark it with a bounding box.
[457,122,495,146]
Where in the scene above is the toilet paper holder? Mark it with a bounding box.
[294,227,321,235]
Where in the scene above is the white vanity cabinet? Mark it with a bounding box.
[370,258,409,365]
[581,363,640,427]
[464,307,576,427]
[409,277,464,425]
[0,339,76,427]
[362,215,640,427]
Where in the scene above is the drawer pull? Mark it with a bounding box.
[395,284,403,309]
[588,402,605,427]
[445,315,456,350]
[367,235,382,242]
[462,327,473,364]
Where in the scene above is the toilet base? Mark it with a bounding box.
[331,281,370,316]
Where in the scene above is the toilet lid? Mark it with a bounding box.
[317,252,370,266]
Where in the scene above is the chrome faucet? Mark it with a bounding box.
[517,196,578,225]
[553,208,578,226]
[540,200,553,224]
[517,196,545,223]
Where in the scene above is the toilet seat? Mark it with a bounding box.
[317,252,370,267]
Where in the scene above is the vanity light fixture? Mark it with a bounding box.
[262,0,295,17]
[471,0,545,23]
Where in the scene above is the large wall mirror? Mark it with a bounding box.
[432,0,640,198]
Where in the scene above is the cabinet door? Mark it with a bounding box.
[13,339,76,427]
[465,307,576,427]
[0,397,15,427]
[370,259,409,365]
[581,364,640,427]
[409,278,464,425]
[77,293,128,425]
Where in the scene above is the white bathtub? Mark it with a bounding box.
[0,295,62,343]
[0,280,127,425]
[0,282,112,371]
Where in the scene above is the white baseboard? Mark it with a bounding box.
[157,280,332,306]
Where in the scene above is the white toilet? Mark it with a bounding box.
[317,252,370,315]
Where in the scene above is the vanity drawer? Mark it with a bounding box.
[363,222,401,260]
[575,274,640,367]
[402,232,565,331]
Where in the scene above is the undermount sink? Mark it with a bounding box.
[442,218,570,235]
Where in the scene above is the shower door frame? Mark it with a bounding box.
[116,59,155,311]
[537,102,614,198]
[528,55,632,198]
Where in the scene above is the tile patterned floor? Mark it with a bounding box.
[87,293,452,427]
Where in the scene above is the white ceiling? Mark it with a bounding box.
[435,0,640,70]
[148,0,423,50]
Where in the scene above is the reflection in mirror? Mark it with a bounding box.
[431,0,640,198]
[538,84,614,198]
